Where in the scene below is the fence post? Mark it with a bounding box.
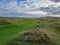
[37,18,40,31]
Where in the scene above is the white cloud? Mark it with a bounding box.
[17,0,55,15]
[0,0,55,11]
[48,15,60,17]
[55,2,60,6]
[20,11,48,15]
[0,1,18,10]
[0,0,60,18]
[19,0,55,10]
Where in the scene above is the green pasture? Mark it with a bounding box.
[0,18,60,45]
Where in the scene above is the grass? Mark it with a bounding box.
[0,18,37,45]
[0,18,60,45]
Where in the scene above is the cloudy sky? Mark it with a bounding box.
[0,0,60,18]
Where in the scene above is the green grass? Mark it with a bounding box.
[0,18,60,45]
[0,18,37,45]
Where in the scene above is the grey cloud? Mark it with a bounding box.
[26,4,60,15]
[50,0,60,2]
[0,8,41,18]
[37,6,60,15]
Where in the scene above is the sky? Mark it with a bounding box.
[0,0,60,18]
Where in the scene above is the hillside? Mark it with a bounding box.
[0,18,60,45]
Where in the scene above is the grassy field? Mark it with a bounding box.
[0,18,60,45]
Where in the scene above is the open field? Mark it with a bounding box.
[0,18,60,45]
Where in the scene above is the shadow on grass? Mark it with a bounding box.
[7,40,56,45]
